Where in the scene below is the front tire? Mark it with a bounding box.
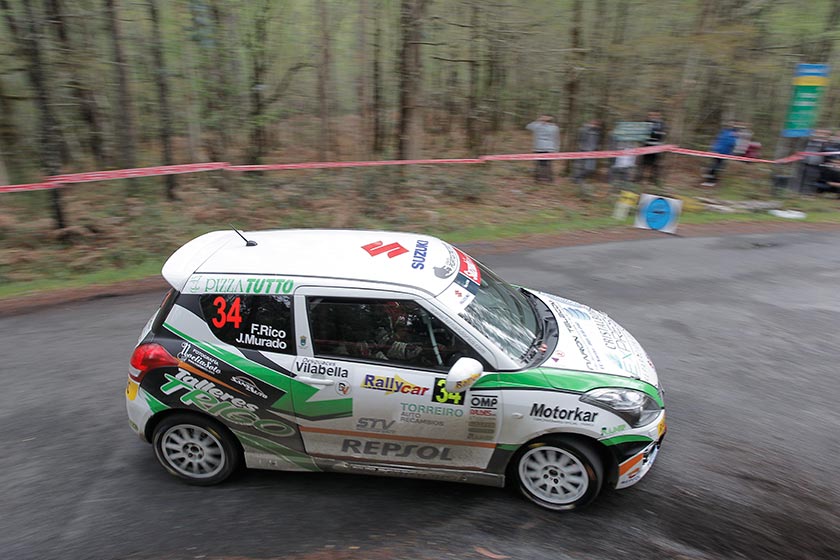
[514,437,603,511]
[152,413,241,486]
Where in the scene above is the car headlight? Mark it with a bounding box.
[580,388,661,428]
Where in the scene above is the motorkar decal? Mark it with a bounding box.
[362,374,429,396]
[530,402,599,424]
[160,372,296,437]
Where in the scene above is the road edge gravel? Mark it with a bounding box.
[3,220,839,317]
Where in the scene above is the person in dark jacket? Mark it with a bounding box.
[573,120,602,196]
[636,111,667,185]
[702,123,739,187]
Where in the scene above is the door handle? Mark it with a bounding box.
[296,376,335,386]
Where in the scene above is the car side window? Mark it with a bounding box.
[307,297,481,371]
[200,294,294,354]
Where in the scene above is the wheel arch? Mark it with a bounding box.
[145,408,245,458]
[504,432,618,489]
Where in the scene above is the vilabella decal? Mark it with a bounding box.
[362,374,429,396]
[294,357,349,378]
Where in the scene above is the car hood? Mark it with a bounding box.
[529,290,659,387]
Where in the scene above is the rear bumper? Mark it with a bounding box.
[125,378,153,442]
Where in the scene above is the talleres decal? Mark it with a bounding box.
[530,403,599,423]
[294,357,349,378]
[170,369,256,410]
[178,342,222,375]
[161,373,295,437]
[362,374,429,396]
[188,275,294,294]
[341,439,453,461]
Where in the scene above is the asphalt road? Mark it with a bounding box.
[2,231,839,560]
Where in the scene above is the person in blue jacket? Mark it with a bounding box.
[702,122,739,187]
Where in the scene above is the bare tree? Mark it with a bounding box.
[562,0,584,171]
[1,0,66,228]
[372,0,384,154]
[148,0,176,200]
[316,0,333,160]
[357,0,371,158]
[396,0,430,161]
[104,0,136,169]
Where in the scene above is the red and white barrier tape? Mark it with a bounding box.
[2,145,837,193]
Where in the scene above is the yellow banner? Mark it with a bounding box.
[792,76,829,86]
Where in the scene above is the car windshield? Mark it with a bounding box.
[458,261,540,367]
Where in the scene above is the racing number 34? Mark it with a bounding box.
[433,378,463,405]
[211,296,242,328]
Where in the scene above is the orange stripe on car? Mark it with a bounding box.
[618,453,644,476]
[178,361,246,396]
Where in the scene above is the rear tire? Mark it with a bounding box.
[152,413,241,486]
[513,437,603,511]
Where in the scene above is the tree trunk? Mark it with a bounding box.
[563,0,583,172]
[247,1,269,164]
[316,0,332,161]
[148,0,176,200]
[465,3,480,154]
[2,0,66,228]
[372,1,384,154]
[396,0,429,161]
[357,0,371,158]
[104,0,136,169]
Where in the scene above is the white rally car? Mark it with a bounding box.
[126,229,665,511]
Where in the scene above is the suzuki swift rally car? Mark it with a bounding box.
[126,229,665,511]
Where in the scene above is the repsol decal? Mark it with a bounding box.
[530,403,598,423]
[161,373,295,437]
[341,439,453,461]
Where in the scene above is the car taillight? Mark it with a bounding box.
[129,343,178,382]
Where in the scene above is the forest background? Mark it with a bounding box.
[1,0,840,295]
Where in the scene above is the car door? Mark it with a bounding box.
[293,287,500,470]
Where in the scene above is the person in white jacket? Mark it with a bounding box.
[526,115,560,182]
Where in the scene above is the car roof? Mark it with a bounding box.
[162,229,461,297]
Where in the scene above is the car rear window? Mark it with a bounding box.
[151,288,179,334]
[199,294,294,354]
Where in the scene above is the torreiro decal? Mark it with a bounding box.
[160,373,295,437]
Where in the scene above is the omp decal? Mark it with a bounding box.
[299,425,496,449]
[600,434,654,446]
[161,373,295,437]
[618,453,645,476]
[163,324,353,420]
[233,430,320,472]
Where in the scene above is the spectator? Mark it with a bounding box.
[702,122,739,187]
[636,111,667,185]
[817,130,840,195]
[733,122,753,156]
[799,128,829,193]
[573,119,602,196]
[609,136,637,193]
[526,115,560,182]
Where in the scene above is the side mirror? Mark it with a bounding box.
[445,357,484,393]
